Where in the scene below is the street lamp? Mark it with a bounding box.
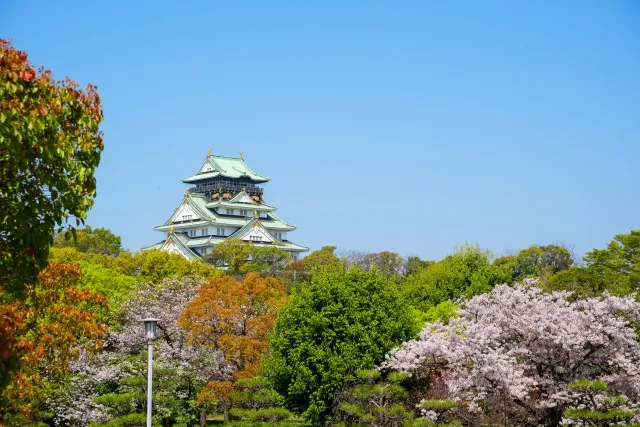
[143,318,159,427]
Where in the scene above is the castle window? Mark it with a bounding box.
[182,214,192,222]
[217,227,224,236]
[226,209,234,215]
[201,228,207,236]
[240,209,248,216]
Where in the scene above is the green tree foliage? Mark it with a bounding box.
[228,377,294,426]
[91,352,201,427]
[301,246,342,272]
[404,256,434,277]
[75,261,137,316]
[245,246,292,277]
[54,226,122,256]
[402,244,512,314]
[549,230,640,297]
[131,249,218,282]
[49,247,218,283]
[334,369,414,426]
[562,380,640,426]
[264,267,414,425]
[204,238,253,275]
[0,39,104,299]
[513,244,573,280]
[361,251,405,278]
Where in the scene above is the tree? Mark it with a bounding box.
[245,246,291,277]
[0,262,108,425]
[281,259,309,292]
[404,256,434,277]
[561,380,640,426]
[338,249,370,270]
[204,239,253,275]
[548,230,640,297]
[334,369,415,427]
[361,252,405,278]
[513,244,573,280]
[301,246,342,272]
[50,277,220,427]
[53,225,122,256]
[264,267,414,425]
[228,377,294,426]
[401,244,512,314]
[0,40,104,298]
[49,247,219,283]
[75,261,137,318]
[132,249,218,282]
[179,273,288,422]
[382,282,640,426]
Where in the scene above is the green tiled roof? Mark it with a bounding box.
[157,201,295,231]
[154,220,209,231]
[166,233,200,261]
[279,241,310,252]
[206,200,277,212]
[183,236,226,246]
[152,231,308,258]
[229,218,281,243]
[187,193,217,221]
[182,154,270,183]
[141,241,165,250]
[216,213,295,230]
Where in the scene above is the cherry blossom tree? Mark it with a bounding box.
[48,277,225,427]
[382,282,640,426]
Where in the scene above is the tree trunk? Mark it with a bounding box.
[223,404,230,423]
[200,410,207,427]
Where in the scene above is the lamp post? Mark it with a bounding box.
[143,318,159,427]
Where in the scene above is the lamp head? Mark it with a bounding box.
[143,318,159,340]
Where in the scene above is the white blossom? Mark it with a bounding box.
[382,283,640,424]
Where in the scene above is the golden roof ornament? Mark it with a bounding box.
[184,187,190,196]
[239,152,244,160]
[253,210,259,218]
[207,147,212,156]
[169,225,175,234]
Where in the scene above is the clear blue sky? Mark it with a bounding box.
[3,1,639,260]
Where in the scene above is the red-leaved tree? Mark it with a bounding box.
[178,273,287,422]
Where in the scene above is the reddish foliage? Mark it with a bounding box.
[178,273,287,404]
[0,262,108,422]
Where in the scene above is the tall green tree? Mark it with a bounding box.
[301,246,342,272]
[549,230,640,297]
[264,267,413,425]
[49,247,218,283]
[361,251,405,278]
[204,238,253,275]
[53,225,122,256]
[0,39,104,298]
[402,244,512,314]
[245,246,291,277]
[403,256,434,277]
[513,244,573,280]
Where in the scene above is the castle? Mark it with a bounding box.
[147,150,308,261]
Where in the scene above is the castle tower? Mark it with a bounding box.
[148,151,308,260]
